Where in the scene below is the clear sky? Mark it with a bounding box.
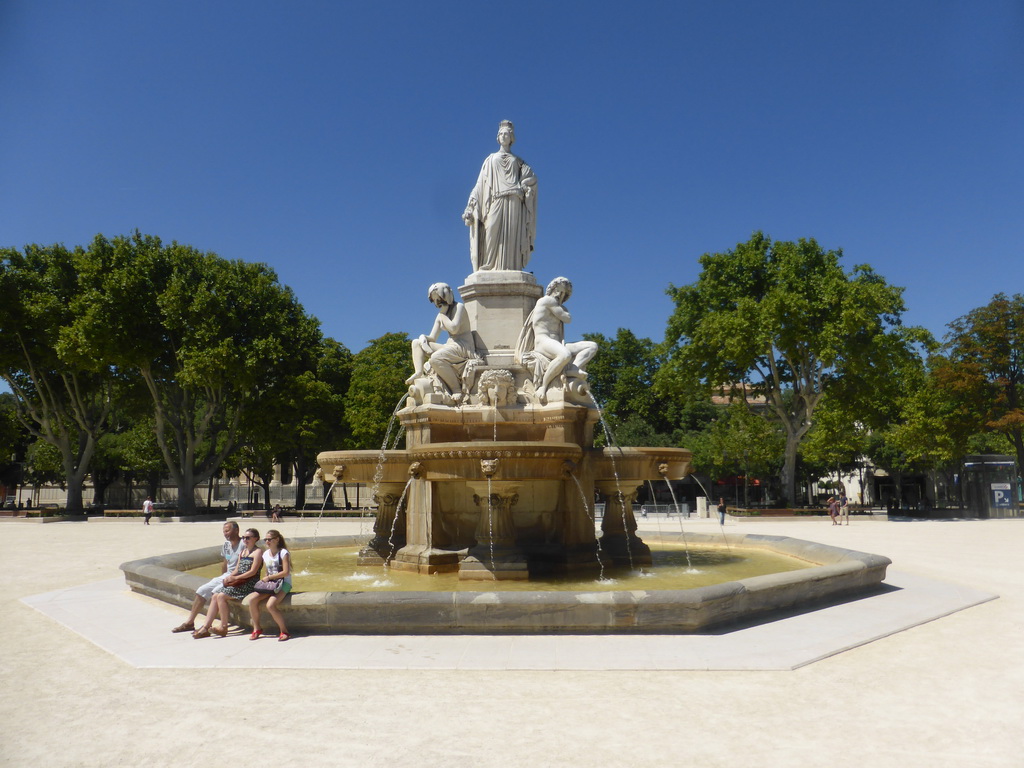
[2,0,1022,356]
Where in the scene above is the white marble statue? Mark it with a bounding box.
[406,283,481,404]
[463,120,537,272]
[516,277,598,403]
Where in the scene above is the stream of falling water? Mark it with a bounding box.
[586,393,635,571]
[296,480,337,575]
[384,476,414,565]
[570,473,606,582]
[485,402,497,574]
[365,393,409,539]
[645,479,667,540]
[688,473,731,551]
[487,475,495,573]
[661,477,695,570]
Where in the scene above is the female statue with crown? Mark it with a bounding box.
[462,120,538,272]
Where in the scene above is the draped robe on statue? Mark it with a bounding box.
[465,151,537,271]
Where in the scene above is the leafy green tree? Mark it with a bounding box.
[702,401,784,506]
[0,393,19,464]
[611,414,677,448]
[117,417,167,501]
[344,333,411,449]
[229,336,354,511]
[938,293,1024,474]
[0,393,28,497]
[660,232,927,505]
[72,233,322,514]
[287,338,352,509]
[24,438,63,496]
[584,329,668,433]
[226,438,278,511]
[800,395,871,503]
[583,328,720,448]
[0,244,122,511]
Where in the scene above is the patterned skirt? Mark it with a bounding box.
[221,556,258,600]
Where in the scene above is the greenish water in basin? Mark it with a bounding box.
[187,542,812,592]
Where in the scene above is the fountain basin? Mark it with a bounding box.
[409,441,582,481]
[121,532,891,634]
[593,446,692,482]
[318,450,411,484]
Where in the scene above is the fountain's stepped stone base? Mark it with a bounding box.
[121,534,890,635]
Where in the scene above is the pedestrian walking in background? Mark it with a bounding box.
[827,496,839,525]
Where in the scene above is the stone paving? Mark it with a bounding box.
[2,515,1021,767]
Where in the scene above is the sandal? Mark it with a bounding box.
[192,627,211,639]
[249,630,262,641]
[211,625,228,638]
[278,632,291,642]
[171,622,195,633]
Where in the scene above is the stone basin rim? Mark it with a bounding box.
[120,532,892,635]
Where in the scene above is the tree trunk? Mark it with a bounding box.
[293,455,309,511]
[65,479,85,513]
[62,458,90,513]
[780,434,799,507]
[92,469,116,507]
[1011,429,1024,483]
[261,479,272,512]
[58,432,98,513]
[176,464,198,515]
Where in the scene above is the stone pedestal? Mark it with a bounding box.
[357,481,408,565]
[458,270,542,366]
[459,480,529,580]
[389,475,460,574]
[596,480,652,566]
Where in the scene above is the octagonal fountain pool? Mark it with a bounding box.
[120,531,890,635]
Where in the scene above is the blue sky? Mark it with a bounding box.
[2,0,1022,357]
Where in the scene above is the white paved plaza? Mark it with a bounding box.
[3,515,1021,767]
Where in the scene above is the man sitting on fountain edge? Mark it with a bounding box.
[171,521,245,633]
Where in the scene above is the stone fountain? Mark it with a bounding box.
[318,119,690,580]
[121,121,891,634]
